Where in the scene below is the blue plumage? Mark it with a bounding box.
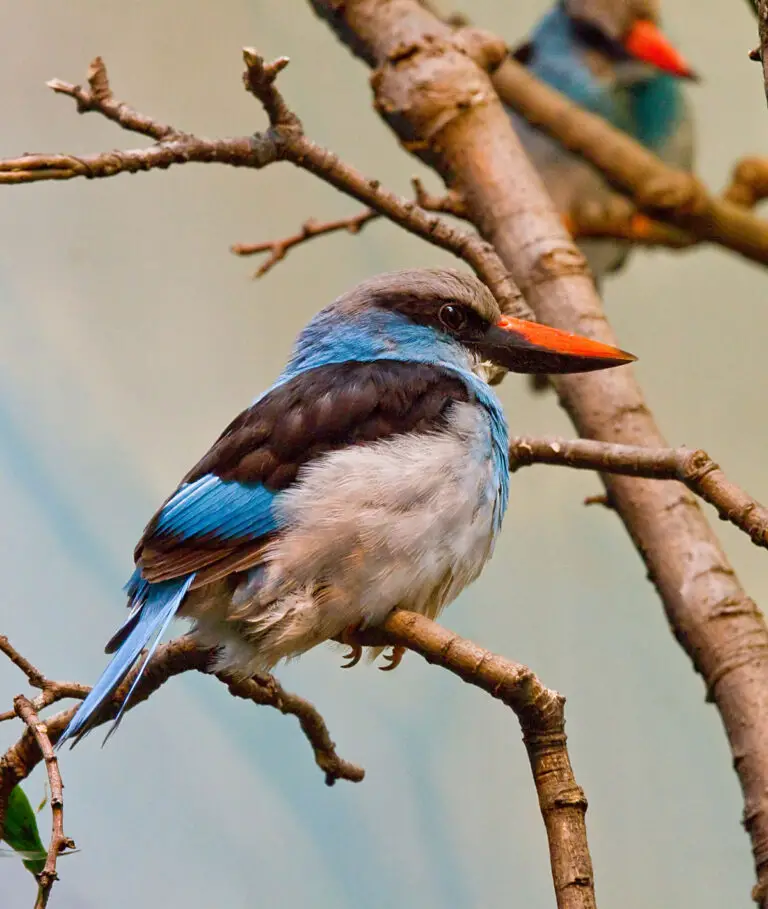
[61,574,194,746]
[510,2,694,283]
[60,267,632,747]
[155,475,278,542]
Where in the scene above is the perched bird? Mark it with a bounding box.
[509,0,696,285]
[60,268,634,746]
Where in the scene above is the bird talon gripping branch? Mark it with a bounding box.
[59,268,633,747]
[379,646,406,672]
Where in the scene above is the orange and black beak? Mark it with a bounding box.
[473,315,636,374]
[623,20,698,80]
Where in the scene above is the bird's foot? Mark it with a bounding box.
[338,624,364,669]
[624,213,654,240]
[379,645,405,672]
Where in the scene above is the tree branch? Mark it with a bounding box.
[491,58,768,267]
[13,697,75,909]
[353,610,593,909]
[0,616,589,909]
[231,178,466,277]
[0,55,527,320]
[308,2,768,905]
[0,635,364,856]
[509,437,768,551]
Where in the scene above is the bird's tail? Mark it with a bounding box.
[58,571,194,748]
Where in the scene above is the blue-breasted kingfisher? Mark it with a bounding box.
[509,0,697,286]
[60,268,635,746]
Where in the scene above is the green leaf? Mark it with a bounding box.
[2,785,46,876]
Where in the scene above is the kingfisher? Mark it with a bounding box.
[509,0,697,286]
[60,268,634,746]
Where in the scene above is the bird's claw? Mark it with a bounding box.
[379,645,405,672]
[340,643,363,669]
[338,624,364,669]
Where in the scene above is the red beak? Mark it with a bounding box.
[477,315,636,374]
[623,20,697,80]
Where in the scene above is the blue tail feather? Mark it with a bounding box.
[59,573,194,748]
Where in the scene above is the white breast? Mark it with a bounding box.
[190,402,504,672]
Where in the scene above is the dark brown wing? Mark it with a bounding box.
[134,360,473,584]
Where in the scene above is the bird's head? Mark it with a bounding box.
[304,268,635,378]
[562,0,696,84]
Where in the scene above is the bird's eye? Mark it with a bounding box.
[570,19,627,60]
[439,304,468,332]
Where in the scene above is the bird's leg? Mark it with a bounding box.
[338,623,364,669]
[379,646,406,672]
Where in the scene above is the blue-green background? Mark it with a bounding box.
[1,2,766,906]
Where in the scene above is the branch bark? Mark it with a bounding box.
[754,2,768,109]
[13,697,75,909]
[355,611,594,909]
[308,2,768,905]
[1,616,589,908]
[509,437,768,551]
[489,44,768,268]
[0,635,364,854]
[0,55,527,321]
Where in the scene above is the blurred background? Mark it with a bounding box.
[0,1,765,906]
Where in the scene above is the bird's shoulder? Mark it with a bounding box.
[187,358,476,489]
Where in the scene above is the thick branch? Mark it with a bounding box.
[309,3,768,905]
[509,438,768,551]
[490,57,768,267]
[355,610,592,909]
[13,697,75,909]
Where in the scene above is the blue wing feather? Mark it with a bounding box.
[153,475,278,542]
[58,574,194,748]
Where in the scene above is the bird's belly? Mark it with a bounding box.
[268,401,501,625]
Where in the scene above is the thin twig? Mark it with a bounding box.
[238,48,528,318]
[13,696,74,909]
[232,210,379,276]
[0,636,46,689]
[0,54,528,320]
[47,57,179,141]
[0,637,362,815]
[509,437,768,549]
[231,178,466,277]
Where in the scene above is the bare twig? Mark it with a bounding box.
[232,210,378,276]
[308,2,768,905]
[724,157,768,208]
[509,438,768,551]
[0,636,47,689]
[13,696,75,909]
[47,57,178,141]
[0,54,528,320]
[0,636,364,852]
[231,177,466,277]
[0,636,91,723]
[239,48,528,318]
